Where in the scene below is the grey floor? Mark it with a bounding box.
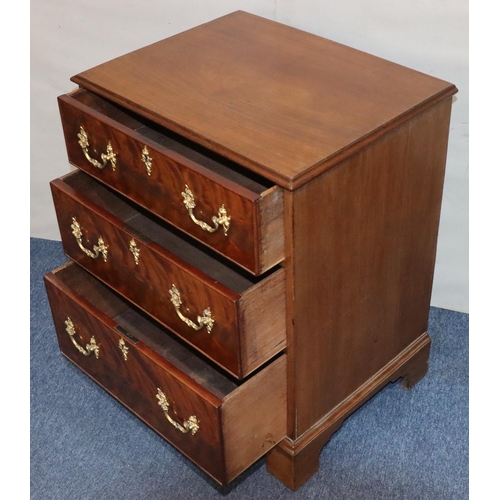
[31,237,468,499]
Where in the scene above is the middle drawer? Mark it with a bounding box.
[51,170,286,379]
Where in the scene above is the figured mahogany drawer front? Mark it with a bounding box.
[50,170,286,379]
[44,263,287,485]
[58,89,284,276]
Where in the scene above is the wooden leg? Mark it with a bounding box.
[267,418,345,490]
[400,338,431,389]
[266,433,331,490]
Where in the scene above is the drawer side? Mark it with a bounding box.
[221,354,287,482]
[239,267,286,375]
[258,186,285,274]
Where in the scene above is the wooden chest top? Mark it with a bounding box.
[71,10,457,188]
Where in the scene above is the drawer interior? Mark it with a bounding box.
[63,170,273,294]
[70,89,273,194]
[55,262,240,396]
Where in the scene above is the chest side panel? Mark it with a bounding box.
[289,98,453,436]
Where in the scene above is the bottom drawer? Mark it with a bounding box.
[44,262,287,484]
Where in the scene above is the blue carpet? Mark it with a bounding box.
[30,237,468,499]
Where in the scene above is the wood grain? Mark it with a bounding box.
[71,11,457,188]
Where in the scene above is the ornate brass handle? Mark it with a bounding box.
[65,317,100,358]
[77,126,117,171]
[181,184,231,236]
[129,238,140,265]
[141,146,153,176]
[71,218,108,262]
[168,284,214,334]
[156,388,200,435]
[118,339,129,361]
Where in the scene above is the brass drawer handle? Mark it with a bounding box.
[181,184,231,236]
[65,317,100,359]
[77,126,117,171]
[156,388,200,435]
[71,218,108,262]
[169,284,214,334]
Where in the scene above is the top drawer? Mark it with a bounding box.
[58,89,284,276]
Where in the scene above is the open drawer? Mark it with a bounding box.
[50,170,286,379]
[44,262,287,485]
[58,89,284,276]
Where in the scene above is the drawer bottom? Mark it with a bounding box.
[44,262,287,484]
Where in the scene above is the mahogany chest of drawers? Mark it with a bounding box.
[44,11,457,490]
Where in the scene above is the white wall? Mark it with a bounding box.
[30,0,275,241]
[31,1,468,312]
[276,1,469,313]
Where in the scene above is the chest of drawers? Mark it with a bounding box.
[44,10,457,490]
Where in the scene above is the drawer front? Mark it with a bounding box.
[50,171,286,379]
[44,263,287,484]
[58,89,284,276]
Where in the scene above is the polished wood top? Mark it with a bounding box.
[72,11,457,189]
